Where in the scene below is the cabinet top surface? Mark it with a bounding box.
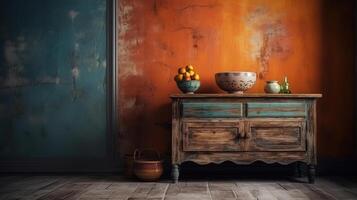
[170,93,322,99]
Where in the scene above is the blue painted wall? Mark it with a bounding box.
[0,0,108,158]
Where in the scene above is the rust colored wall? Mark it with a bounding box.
[117,0,355,159]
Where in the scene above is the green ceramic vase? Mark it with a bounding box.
[264,80,281,94]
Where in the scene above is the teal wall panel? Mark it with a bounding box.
[0,0,108,158]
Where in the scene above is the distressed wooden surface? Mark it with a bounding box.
[183,121,242,151]
[182,152,308,165]
[0,175,356,200]
[245,120,306,152]
[246,102,307,117]
[182,102,243,118]
[171,94,323,98]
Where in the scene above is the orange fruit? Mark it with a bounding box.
[178,67,186,74]
[189,70,195,76]
[184,76,191,81]
[193,74,200,80]
[185,72,191,78]
[186,65,194,71]
[178,74,184,81]
[174,74,184,82]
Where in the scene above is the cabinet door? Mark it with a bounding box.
[182,120,244,151]
[245,120,306,151]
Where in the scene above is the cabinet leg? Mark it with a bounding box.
[294,162,303,178]
[308,165,316,184]
[172,164,179,183]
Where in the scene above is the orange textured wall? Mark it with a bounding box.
[117,0,355,159]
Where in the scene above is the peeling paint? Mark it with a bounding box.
[68,10,79,22]
[71,67,80,79]
[119,62,143,78]
[118,3,143,79]
[123,97,136,109]
[118,4,133,37]
[177,3,219,12]
[245,6,291,78]
[101,60,106,68]
[192,30,204,49]
[74,43,80,51]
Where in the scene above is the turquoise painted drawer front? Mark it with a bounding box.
[182,102,243,118]
[247,102,307,117]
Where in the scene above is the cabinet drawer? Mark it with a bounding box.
[182,121,243,151]
[182,102,243,118]
[245,120,306,151]
[247,102,306,117]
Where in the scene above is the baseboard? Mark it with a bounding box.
[0,157,121,173]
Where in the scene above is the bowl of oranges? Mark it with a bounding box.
[174,65,200,94]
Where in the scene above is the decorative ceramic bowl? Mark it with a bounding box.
[176,80,200,94]
[215,71,256,94]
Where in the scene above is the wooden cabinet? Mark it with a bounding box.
[171,94,322,183]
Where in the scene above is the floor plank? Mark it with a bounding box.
[314,178,357,200]
[209,182,237,200]
[0,176,356,200]
[165,181,211,200]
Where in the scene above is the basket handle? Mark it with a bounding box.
[133,149,161,161]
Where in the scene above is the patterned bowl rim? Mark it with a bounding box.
[215,71,256,76]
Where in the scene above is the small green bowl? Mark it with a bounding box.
[176,80,200,94]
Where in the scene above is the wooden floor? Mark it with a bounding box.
[0,175,357,200]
